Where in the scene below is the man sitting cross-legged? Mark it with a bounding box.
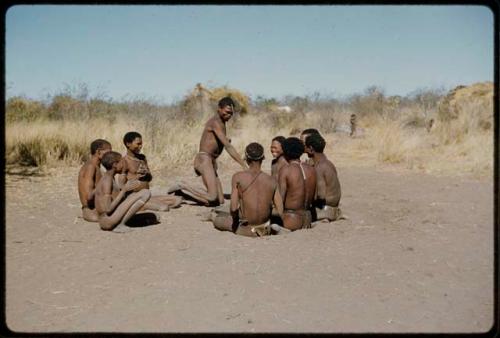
[304,132,344,222]
[78,139,112,222]
[208,142,286,237]
[94,151,153,233]
[278,137,317,231]
[118,131,182,211]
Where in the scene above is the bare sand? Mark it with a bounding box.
[5,160,494,333]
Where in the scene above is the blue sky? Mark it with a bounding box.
[5,5,494,103]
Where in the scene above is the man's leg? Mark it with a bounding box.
[216,177,225,205]
[99,190,151,232]
[82,207,99,222]
[175,161,220,206]
[211,211,234,232]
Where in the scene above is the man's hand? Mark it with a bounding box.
[124,180,142,192]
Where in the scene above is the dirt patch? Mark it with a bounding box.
[5,163,494,333]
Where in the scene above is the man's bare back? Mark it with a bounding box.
[278,137,317,231]
[210,143,284,237]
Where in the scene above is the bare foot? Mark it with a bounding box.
[166,182,183,194]
[112,224,134,233]
[270,224,291,235]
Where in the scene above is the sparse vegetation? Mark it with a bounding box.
[5,82,493,178]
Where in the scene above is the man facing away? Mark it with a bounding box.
[78,139,112,222]
[209,142,285,237]
[304,132,343,222]
[278,137,317,230]
[168,97,247,206]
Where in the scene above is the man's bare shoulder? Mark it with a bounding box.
[80,160,97,177]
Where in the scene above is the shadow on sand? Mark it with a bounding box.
[125,212,161,228]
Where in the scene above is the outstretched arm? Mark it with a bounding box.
[212,123,248,169]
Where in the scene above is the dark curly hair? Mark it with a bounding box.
[305,132,326,153]
[272,135,286,146]
[245,142,264,162]
[123,131,142,146]
[300,128,320,136]
[90,139,111,155]
[101,151,123,170]
[282,137,305,160]
[218,97,235,109]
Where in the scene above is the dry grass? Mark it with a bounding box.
[5,82,493,180]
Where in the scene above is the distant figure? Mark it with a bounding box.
[350,114,357,137]
[278,137,317,230]
[305,133,344,222]
[426,118,434,133]
[78,139,112,222]
[270,135,287,179]
[94,151,152,232]
[118,131,182,211]
[209,143,285,237]
[168,97,247,206]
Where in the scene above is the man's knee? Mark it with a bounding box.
[139,189,151,202]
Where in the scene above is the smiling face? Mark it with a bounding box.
[218,105,234,122]
[126,137,143,155]
[270,140,283,159]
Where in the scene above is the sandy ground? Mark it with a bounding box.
[5,158,494,333]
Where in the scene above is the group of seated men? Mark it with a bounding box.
[78,97,343,235]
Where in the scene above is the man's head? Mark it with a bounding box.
[270,136,286,159]
[282,137,305,161]
[244,142,265,164]
[305,132,326,157]
[217,97,235,122]
[300,128,320,145]
[101,151,124,172]
[90,139,112,160]
[123,131,143,154]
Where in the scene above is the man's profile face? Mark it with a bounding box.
[304,145,314,158]
[114,158,125,173]
[218,105,234,121]
[97,145,112,160]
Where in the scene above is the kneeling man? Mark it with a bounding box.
[210,143,284,237]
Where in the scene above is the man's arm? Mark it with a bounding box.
[272,180,284,217]
[81,165,97,205]
[212,122,248,169]
[103,180,142,215]
[278,166,288,205]
[316,167,327,201]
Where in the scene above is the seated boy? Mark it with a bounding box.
[94,151,152,232]
[78,139,112,222]
[208,143,287,237]
[119,131,182,211]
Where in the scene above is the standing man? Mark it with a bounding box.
[304,133,343,222]
[169,97,247,206]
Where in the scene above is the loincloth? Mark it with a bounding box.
[235,220,271,237]
[194,152,218,177]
